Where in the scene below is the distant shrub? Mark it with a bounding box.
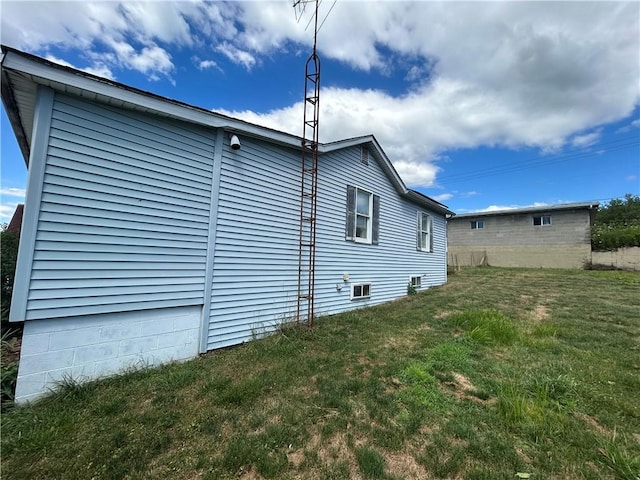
[591,224,640,251]
[592,194,640,251]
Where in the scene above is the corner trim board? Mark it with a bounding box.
[9,86,54,322]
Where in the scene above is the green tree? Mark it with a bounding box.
[591,194,640,250]
[1,225,20,329]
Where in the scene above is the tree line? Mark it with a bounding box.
[591,193,640,251]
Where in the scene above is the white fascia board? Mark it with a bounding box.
[2,51,301,150]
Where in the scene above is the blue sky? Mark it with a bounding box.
[1,1,639,223]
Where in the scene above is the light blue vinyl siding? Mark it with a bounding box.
[207,138,301,349]
[313,146,447,315]
[24,94,215,320]
[206,140,447,350]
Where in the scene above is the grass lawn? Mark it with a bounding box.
[1,267,639,479]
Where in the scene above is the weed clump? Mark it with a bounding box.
[449,310,518,345]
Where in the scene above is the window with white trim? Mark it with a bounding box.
[410,276,422,288]
[417,211,433,252]
[533,215,552,226]
[351,283,371,300]
[346,186,380,245]
[470,220,484,229]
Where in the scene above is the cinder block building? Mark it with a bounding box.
[447,202,598,269]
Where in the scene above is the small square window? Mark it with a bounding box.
[351,283,371,300]
[410,276,422,288]
[470,220,484,229]
[533,215,552,226]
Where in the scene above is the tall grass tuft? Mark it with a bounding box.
[355,446,386,479]
[449,310,518,345]
[598,430,640,480]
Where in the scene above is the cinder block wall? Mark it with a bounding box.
[447,208,593,268]
[591,247,640,271]
[448,244,591,268]
[15,305,201,403]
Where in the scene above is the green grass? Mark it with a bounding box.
[2,268,639,479]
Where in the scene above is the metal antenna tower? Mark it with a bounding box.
[295,0,321,327]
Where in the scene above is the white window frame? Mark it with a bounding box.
[533,215,552,226]
[470,220,484,229]
[355,187,373,244]
[410,275,422,288]
[351,282,371,300]
[417,211,432,252]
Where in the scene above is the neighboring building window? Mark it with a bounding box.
[345,186,380,244]
[351,283,371,300]
[470,220,484,229]
[361,146,369,166]
[533,215,552,226]
[417,211,433,252]
[410,276,422,288]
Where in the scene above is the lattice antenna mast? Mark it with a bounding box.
[295,0,321,327]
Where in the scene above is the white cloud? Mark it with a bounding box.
[0,204,17,224]
[626,174,638,182]
[617,118,640,133]
[0,187,26,198]
[474,202,550,213]
[432,193,453,202]
[45,55,114,80]
[571,130,601,149]
[215,42,257,70]
[197,59,218,71]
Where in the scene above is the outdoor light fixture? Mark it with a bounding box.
[230,134,241,150]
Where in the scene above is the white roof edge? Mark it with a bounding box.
[1,49,302,149]
[451,202,600,218]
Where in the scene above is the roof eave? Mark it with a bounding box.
[1,67,30,164]
[0,46,303,151]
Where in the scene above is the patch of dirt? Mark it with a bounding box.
[532,304,550,322]
[384,450,429,479]
[575,412,612,436]
[434,310,454,319]
[313,432,360,478]
[1,336,21,364]
[444,373,494,405]
[382,335,418,350]
[238,465,263,479]
[286,449,305,468]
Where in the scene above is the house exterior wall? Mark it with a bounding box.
[12,91,448,402]
[206,139,447,350]
[447,208,593,268]
[12,92,216,322]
